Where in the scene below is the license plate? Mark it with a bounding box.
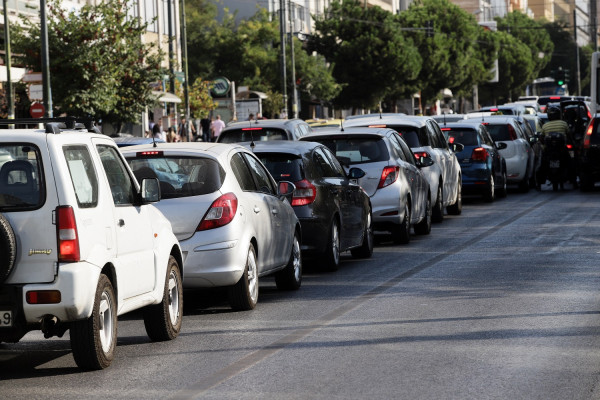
[549,160,560,168]
[0,311,13,327]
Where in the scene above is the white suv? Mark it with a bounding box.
[0,118,183,370]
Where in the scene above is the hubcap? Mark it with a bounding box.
[292,237,301,281]
[332,223,340,264]
[98,291,113,353]
[366,213,373,248]
[247,250,258,304]
[167,270,180,326]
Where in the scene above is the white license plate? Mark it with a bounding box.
[549,160,560,168]
[0,311,13,327]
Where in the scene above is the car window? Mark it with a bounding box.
[388,125,427,147]
[314,147,343,178]
[0,144,44,210]
[480,127,494,146]
[243,153,277,195]
[388,133,407,162]
[220,128,287,143]
[318,137,389,165]
[432,122,450,149]
[256,153,303,182]
[230,152,256,191]
[64,145,98,208]
[446,129,478,146]
[97,145,136,205]
[485,123,515,141]
[395,135,417,166]
[321,146,346,177]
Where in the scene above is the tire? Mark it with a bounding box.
[447,179,462,215]
[70,274,117,370]
[497,170,508,198]
[414,195,432,235]
[0,213,16,283]
[351,209,373,258]
[228,245,259,311]
[393,202,411,244]
[431,184,443,223]
[483,173,495,202]
[275,233,302,290]
[143,256,183,341]
[322,219,341,271]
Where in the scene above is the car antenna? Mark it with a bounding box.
[248,109,256,150]
[443,112,447,126]
[152,123,157,148]
[340,119,344,132]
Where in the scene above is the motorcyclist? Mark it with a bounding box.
[540,106,577,188]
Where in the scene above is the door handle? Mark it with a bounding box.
[271,208,278,215]
[118,219,125,227]
[253,206,260,213]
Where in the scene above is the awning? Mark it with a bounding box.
[0,66,26,83]
[152,90,182,103]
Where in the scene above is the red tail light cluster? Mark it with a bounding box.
[378,166,400,189]
[471,147,488,162]
[291,179,317,206]
[57,206,80,262]
[583,119,595,149]
[197,193,238,231]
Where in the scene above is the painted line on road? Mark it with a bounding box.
[170,195,555,399]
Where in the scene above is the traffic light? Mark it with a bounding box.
[556,67,565,86]
[564,69,570,84]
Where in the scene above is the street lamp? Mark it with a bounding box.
[40,0,52,117]
[3,0,13,121]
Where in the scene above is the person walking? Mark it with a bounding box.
[152,119,165,141]
[178,116,195,142]
[210,114,225,142]
[200,117,211,142]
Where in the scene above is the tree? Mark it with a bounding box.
[12,0,164,128]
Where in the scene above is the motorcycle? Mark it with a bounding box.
[542,131,571,191]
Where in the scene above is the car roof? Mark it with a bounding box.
[344,113,406,120]
[244,140,322,156]
[301,126,397,139]
[112,136,165,147]
[223,118,308,131]
[439,121,485,129]
[343,115,429,128]
[118,141,244,158]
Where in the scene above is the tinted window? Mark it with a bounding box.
[243,153,277,195]
[321,147,346,177]
[446,129,478,146]
[127,156,224,198]
[0,144,44,210]
[430,122,449,149]
[219,128,288,143]
[314,147,343,178]
[388,134,407,161]
[230,153,256,191]
[97,145,136,205]
[64,145,98,208]
[485,124,512,141]
[257,153,303,182]
[388,125,428,147]
[318,138,389,165]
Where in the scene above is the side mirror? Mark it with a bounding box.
[278,180,296,198]
[348,167,366,179]
[140,178,160,203]
[450,143,464,153]
[416,155,434,168]
[495,142,508,150]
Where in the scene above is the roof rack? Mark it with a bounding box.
[0,117,100,134]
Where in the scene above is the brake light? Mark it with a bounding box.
[441,127,451,131]
[367,124,387,128]
[291,179,316,206]
[56,206,80,262]
[583,120,595,148]
[448,136,455,143]
[26,290,61,304]
[550,96,561,100]
[378,166,400,189]
[137,151,163,157]
[508,124,517,140]
[588,109,592,120]
[242,127,263,131]
[471,147,488,161]
[489,108,499,112]
[413,151,429,160]
[197,193,238,231]
[566,144,573,150]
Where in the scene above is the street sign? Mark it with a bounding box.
[211,77,230,97]
[28,84,43,101]
[29,102,45,118]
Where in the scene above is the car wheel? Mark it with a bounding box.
[228,245,259,311]
[0,213,16,283]
[322,219,341,271]
[414,194,432,235]
[393,202,410,244]
[497,170,508,198]
[351,209,373,258]
[431,184,443,223]
[275,233,302,290]
[483,173,495,202]
[447,179,462,215]
[70,274,117,370]
[143,256,183,341]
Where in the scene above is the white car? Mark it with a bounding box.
[345,115,463,220]
[121,142,302,311]
[0,118,183,370]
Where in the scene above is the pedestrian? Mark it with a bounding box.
[178,116,195,142]
[210,114,226,142]
[166,126,179,142]
[152,119,165,141]
[200,117,211,142]
[248,113,254,121]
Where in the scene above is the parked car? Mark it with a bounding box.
[306,118,345,131]
[431,114,467,125]
[466,115,535,192]
[344,115,463,221]
[0,118,183,370]
[121,142,303,311]
[216,119,312,143]
[248,141,373,271]
[300,127,433,244]
[112,135,165,147]
[477,104,527,116]
[578,114,600,190]
[440,121,508,201]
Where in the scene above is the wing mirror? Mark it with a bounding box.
[416,155,434,168]
[348,167,366,179]
[495,142,508,150]
[140,178,160,203]
[449,143,464,153]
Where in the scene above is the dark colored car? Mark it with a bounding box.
[248,141,373,271]
[217,119,312,143]
[578,114,600,191]
[559,99,592,145]
[441,122,508,202]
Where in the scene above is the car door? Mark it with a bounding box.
[428,120,458,202]
[390,132,427,221]
[94,142,156,299]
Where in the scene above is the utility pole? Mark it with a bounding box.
[279,0,287,117]
[3,0,13,121]
[288,0,298,119]
[591,0,598,52]
[180,0,190,127]
[574,10,581,95]
[167,0,175,94]
[40,0,53,117]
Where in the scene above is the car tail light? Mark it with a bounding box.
[367,124,387,128]
[566,144,573,150]
[441,127,451,131]
[378,166,400,189]
[26,290,61,304]
[291,179,316,206]
[588,109,592,120]
[197,193,238,231]
[508,124,517,140]
[137,151,164,157]
[242,127,263,131]
[471,147,488,162]
[583,120,595,149]
[56,206,80,262]
[448,136,455,143]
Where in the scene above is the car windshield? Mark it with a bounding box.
[0,144,43,210]
[127,155,225,198]
[446,129,478,146]
[315,137,389,165]
[219,128,288,143]
[256,153,303,182]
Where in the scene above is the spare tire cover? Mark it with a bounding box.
[0,213,17,282]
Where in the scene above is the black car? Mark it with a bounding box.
[249,141,373,271]
[578,114,600,191]
[217,119,312,143]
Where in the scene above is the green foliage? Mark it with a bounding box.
[12,0,164,124]
[177,78,217,119]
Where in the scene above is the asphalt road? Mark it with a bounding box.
[2,185,600,399]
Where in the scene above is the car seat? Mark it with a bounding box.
[0,160,38,204]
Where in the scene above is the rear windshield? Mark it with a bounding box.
[256,153,303,182]
[315,138,389,165]
[219,128,288,143]
[385,125,428,147]
[485,124,512,141]
[0,144,44,210]
[446,129,478,146]
[126,156,225,198]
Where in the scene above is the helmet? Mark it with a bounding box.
[547,106,562,121]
